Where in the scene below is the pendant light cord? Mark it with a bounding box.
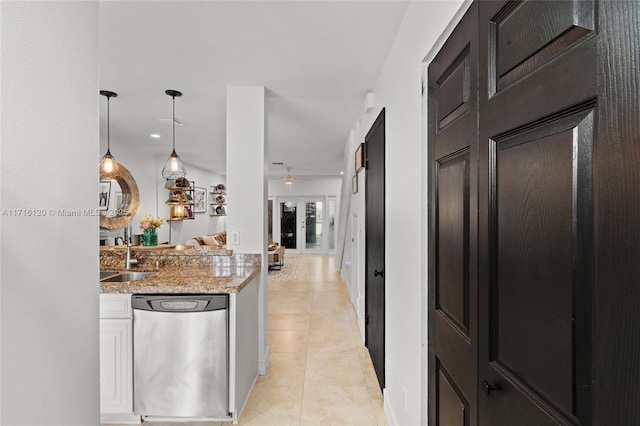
[99,90,117,157]
[107,96,111,152]
[172,95,176,151]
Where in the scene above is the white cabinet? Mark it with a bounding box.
[100,294,139,424]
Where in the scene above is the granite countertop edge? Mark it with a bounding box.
[100,265,261,294]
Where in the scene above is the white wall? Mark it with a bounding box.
[226,86,270,373]
[226,86,266,255]
[268,177,341,197]
[339,128,367,337]
[0,2,100,424]
[337,1,465,424]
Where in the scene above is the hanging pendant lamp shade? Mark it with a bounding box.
[99,90,118,175]
[284,167,294,185]
[161,90,187,179]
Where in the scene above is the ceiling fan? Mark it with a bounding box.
[272,162,296,185]
[271,162,314,186]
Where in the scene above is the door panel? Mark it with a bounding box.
[304,200,323,251]
[428,4,478,425]
[489,0,594,93]
[437,362,469,426]
[280,201,297,249]
[437,48,471,130]
[436,151,470,336]
[496,132,574,414]
[365,109,385,390]
[484,109,594,425]
[483,1,597,136]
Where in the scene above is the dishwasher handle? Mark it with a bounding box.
[132,294,228,312]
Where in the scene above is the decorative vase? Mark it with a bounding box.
[142,227,158,246]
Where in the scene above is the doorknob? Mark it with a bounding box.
[482,380,500,395]
[373,269,384,278]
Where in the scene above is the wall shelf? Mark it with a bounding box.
[210,183,227,217]
[165,179,195,221]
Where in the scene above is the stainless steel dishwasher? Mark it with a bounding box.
[131,294,229,419]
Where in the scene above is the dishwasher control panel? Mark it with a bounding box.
[131,294,228,312]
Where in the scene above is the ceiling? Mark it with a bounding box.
[99,1,409,179]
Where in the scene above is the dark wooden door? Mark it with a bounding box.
[428,4,478,425]
[365,109,385,390]
[430,0,640,423]
[477,1,596,424]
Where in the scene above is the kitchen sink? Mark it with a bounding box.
[100,271,157,282]
[100,270,122,280]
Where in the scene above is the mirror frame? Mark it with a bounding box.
[100,162,140,229]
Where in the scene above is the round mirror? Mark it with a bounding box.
[99,162,140,229]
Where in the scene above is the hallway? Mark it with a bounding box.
[243,254,385,425]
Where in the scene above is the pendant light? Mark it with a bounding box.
[161,89,187,179]
[284,167,294,185]
[99,90,118,174]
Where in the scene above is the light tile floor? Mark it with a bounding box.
[105,254,385,426]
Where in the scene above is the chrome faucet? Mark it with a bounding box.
[124,223,138,269]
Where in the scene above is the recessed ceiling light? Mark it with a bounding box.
[150,133,161,138]
[340,171,344,175]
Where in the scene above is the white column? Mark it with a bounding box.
[226,86,270,373]
[0,1,100,424]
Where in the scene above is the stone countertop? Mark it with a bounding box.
[100,251,261,294]
[100,264,260,294]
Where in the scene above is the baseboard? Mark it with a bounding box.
[234,372,259,424]
[100,412,141,424]
[258,345,270,375]
[143,415,232,423]
[384,389,399,426]
[354,295,365,341]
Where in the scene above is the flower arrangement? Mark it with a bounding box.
[140,214,163,230]
[139,214,162,246]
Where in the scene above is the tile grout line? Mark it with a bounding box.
[298,276,314,426]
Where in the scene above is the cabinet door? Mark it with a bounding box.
[100,319,133,415]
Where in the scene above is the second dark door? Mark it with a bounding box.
[365,109,386,390]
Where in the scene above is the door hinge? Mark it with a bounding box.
[366,315,370,326]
